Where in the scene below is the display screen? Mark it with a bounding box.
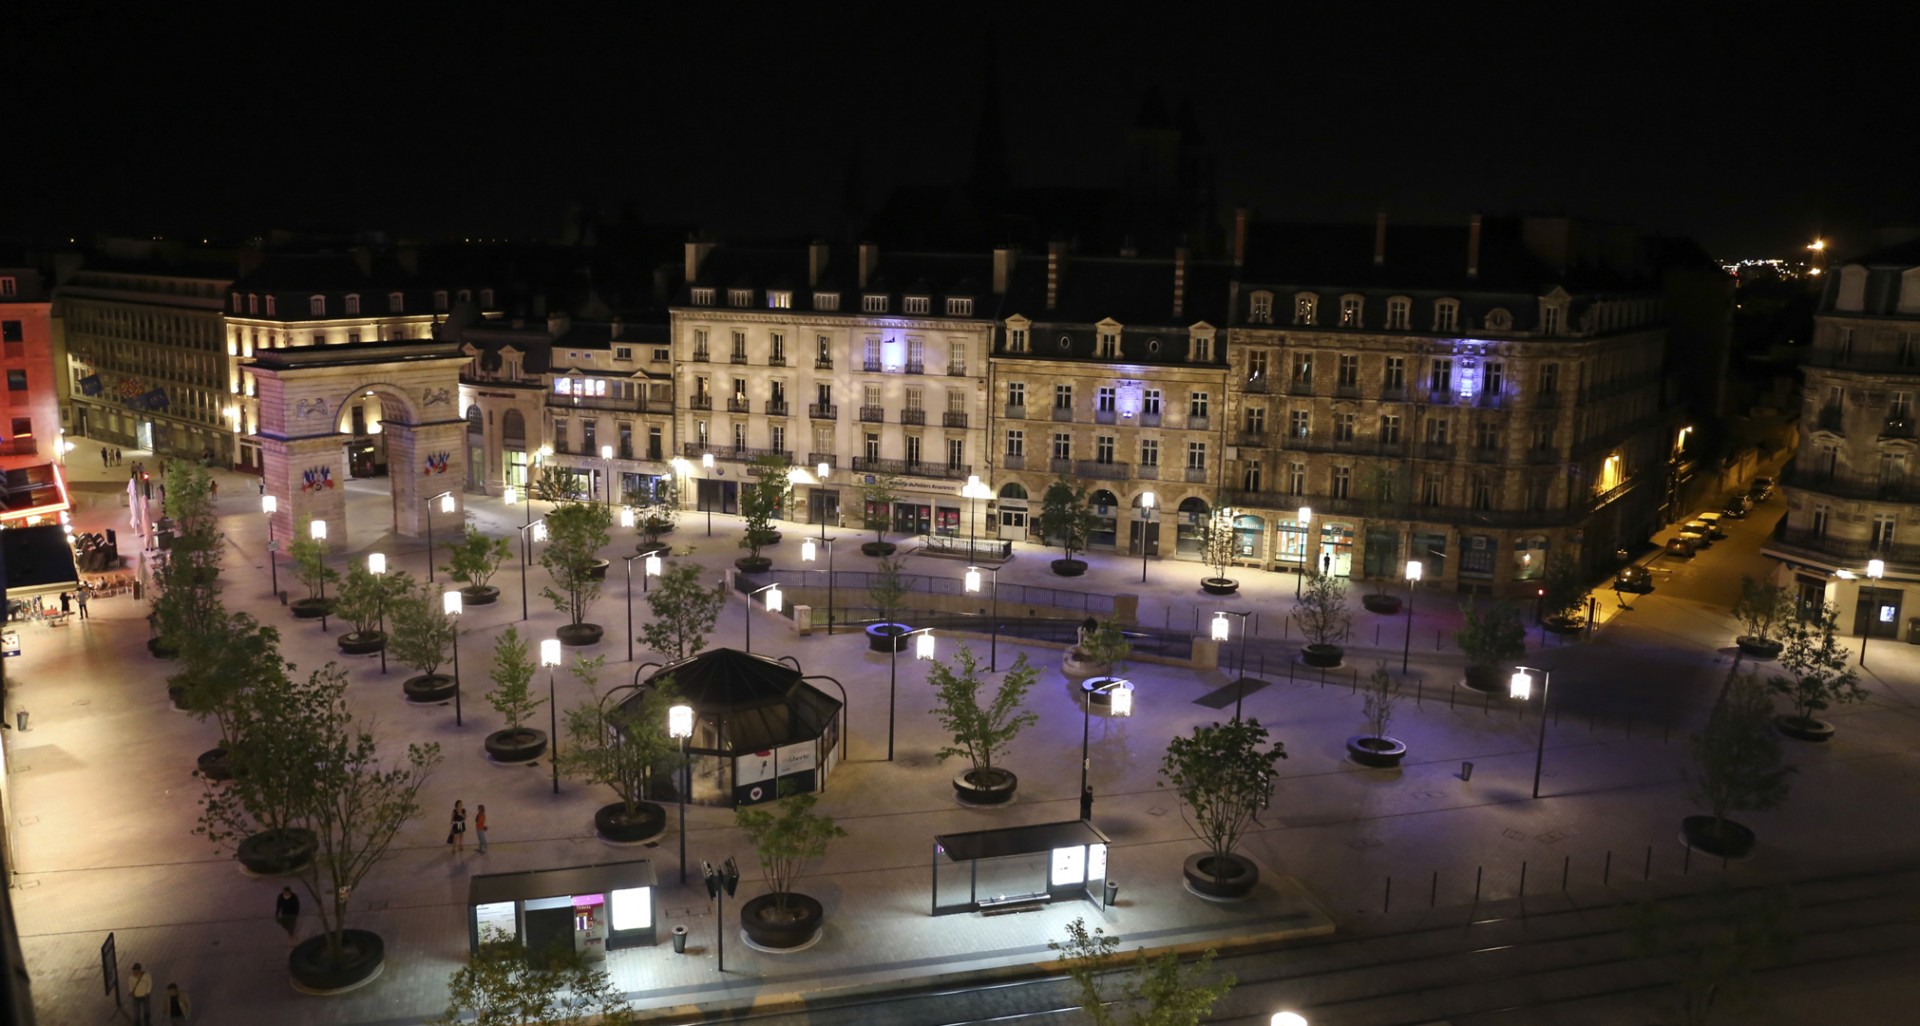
[608,887,652,931]
[1050,844,1086,887]
[1087,842,1108,881]
[474,901,517,941]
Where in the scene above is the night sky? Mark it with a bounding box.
[9,3,1915,257]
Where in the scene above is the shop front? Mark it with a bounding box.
[466,860,659,960]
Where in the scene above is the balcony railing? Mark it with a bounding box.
[1185,466,1209,483]
[900,409,926,426]
[0,438,39,456]
[1288,379,1315,396]
[1772,526,1920,565]
[1473,392,1512,409]
[1095,409,1117,425]
[1334,383,1362,399]
[1420,389,1457,406]
[766,401,790,417]
[1051,406,1075,422]
[1468,445,1506,464]
[730,351,748,364]
[815,357,833,370]
[809,403,837,420]
[904,361,924,375]
[847,457,971,481]
[768,355,787,367]
[1140,411,1163,427]
[1815,406,1844,433]
[859,406,887,423]
[641,398,675,414]
[1050,457,1073,474]
[1076,460,1130,480]
[1882,418,1915,440]
[1004,403,1026,419]
[1379,385,1409,402]
[1234,430,1269,448]
[1187,415,1210,431]
[690,350,710,362]
[1802,348,1920,373]
[1002,453,1025,470]
[1525,448,1561,465]
[726,397,750,414]
[1421,442,1456,460]
[1136,464,1160,480]
[863,359,883,372]
[947,364,968,377]
[547,393,641,412]
[682,442,793,463]
[1219,490,1595,529]
[807,453,838,469]
[943,411,969,428]
[1243,376,1269,394]
[689,396,713,411]
[1788,468,1920,503]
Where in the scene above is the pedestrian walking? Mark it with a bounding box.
[76,588,89,620]
[59,592,71,615]
[474,804,488,853]
[128,963,153,1025]
[101,448,109,468]
[164,982,190,1024]
[448,800,467,854]
[209,479,218,499]
[274,886,300,945]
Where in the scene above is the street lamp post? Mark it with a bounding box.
[624,548,667,663]
[669,704,693,885]
[1138,491,1156,583]
[369,552,389,675]
[816,462,831,541]
[443,589,464,726]
[516,519,546,622]
[600,444,615,508]
[801,537,835,635]
[701,452,715,536]
[961,474,992,562]
[1511,667,1551,799]
[423,490,455,583]
[1210,610,1252,719]
[964,564,1000,671]
[262,494,281,603]
[1079,678,1134,821]
[311,519,330,633]
[744,582,782,653]
[541,638,562,794]
[1403,559,1423,673]
[1295,506,1313,598]
[887,627,936,762]
[1864,558,1885,667]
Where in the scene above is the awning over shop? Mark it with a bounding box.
[0,464,71,526]
[0,524,79,600]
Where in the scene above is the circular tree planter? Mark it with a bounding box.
[1182,852,1259,900]
[860,541,897,557]
[147,637,181,659]
[739,892,824,950]
[485,728,548,764]
[1774,715,1835,742]
[1361,593,1402,615]
[734,556,772,574]
[557,622,604,647]
[1543,617,1585,636]
[952,767,1018,805]
[1736,636,1783,660]
[1080,676,1130,706]
[336,631,386,656]
[290,597,333,620]
[1061,650,1109,679]
[1051,558,1088,577]
[402,673,458,703]
[459,585,500,607]
[289,929,385,994]
[1200,577,1239,596]
[236,827,317,876]
[1461,665,1504,694]
[1301,643,1344,668]
[866,622,910,653]
[197,746,233,782]
[586,559,611,581]
[641,520,675,541]
[1346,735,1407,768]
[1681,816,1756,859]
[593,802,667,844]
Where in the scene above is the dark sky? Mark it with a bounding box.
[8,2,1915,257]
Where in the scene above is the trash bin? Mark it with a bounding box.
[1104,881,1119,909]
[671,925,688,953]
[133,580,144,601]
[1461,761,1474,781]
[16,711,27,732]
[1907,617,1920,645]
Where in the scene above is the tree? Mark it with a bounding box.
[1625,883,1795,1026]
[557,662,681,820]
[860,473,903,553]
[1362,662,1400,741]
[868,555,911,629]
[332,563,412,642]
[639,557,726,660]
[1690,670,1794,853]
[1049,917,1235,1026]
[1040,476,1097,566]
[1198,508,1236,586]
[735,791,846,914]
[539,500,612,629]
[1767,601,1864,730]
[1077,619,1132,678]
[1291,570,1351,647]
[198,657,324,878]
[287,515,337,604]
[485,625,545,733]
[738,453,792,564]
[431,927,632,1026]
[927,646,1039,784]
[388,578,455,680]
[174,610,288,751]
[1540,552,1586,625]
[628,479,678,545]
[150,460,225,650]
[1159,719,1287,884]
[444,527,511,595]
[1733,576,1795,648]
[1454,600,1526,687]
[533,464,585,503]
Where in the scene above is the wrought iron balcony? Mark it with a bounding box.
[809,403,837,420]
[900,409,926,426]
[689,396,713,411]
[766,401,790,417]
[859,406,887,423]
[1004,403,1026,419]
[1051,405,1075,422]
[727,397,750,414]
[848,456,971,481]
[943,411,969,428]
[1076,460,1130,480]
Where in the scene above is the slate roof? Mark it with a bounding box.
[677,246,1001,318]
[625,648,842,755]
[995,253,1233,367]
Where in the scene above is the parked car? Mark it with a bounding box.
[1615,565,1654,593]
[1697,511,1729,538]
[1683,520,1715,547]
[1749,477,1775,502]
[1722,494,1752,518]
[1665,535,1700,558]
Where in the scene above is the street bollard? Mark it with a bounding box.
[15,711,26,732]
[1461,761,1474,781]
[671,925,688,954]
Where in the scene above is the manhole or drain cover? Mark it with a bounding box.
[1502,828,1526,841]
[1536,831,1565,844]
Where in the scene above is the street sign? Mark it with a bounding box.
[100,932,117,997]
[2,632,20,659]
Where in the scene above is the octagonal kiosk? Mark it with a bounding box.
[466,859,659,960]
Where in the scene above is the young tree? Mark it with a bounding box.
[1454,600,1526,689]
[868,555,911,631]
[1049,917,1235,1026]
[1159,719,1287,886]
[485,625,545,735]
[533,463,585,503]
[860,473,903,554]
[1076,619,1132,679]
[431,927,632,1026]
[737,454,792,567]
[735,791,846,916]
[539,500,612,631]
[557,661,682,828]
[1690,670,1794,854]
[332,563,412,645]
[1361,662,1401,741]
[1767,601,1865,732]
[287,515,338,607]
[1291,569,1352,648]
[150,460,225,652]
[1624,884,1796,1026]
[1040,476,1097,569]
[1540,552,1586,626]
[1732,576,1795,651]
[1198,508,1237,587]
[175,610,287,756]
[639,557,726,661]
[628,479,678,545]
[388,578,455,682]
[927,647,1040,787]
[197,656,322,878]
[443,526,511,599]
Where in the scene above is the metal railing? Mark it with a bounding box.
[859,406,886,423]
[1076,460,1130,480]
[1004,404,1027,419]
[847,456,972,480]
[766,401,790,417]
[943,411,969,428]
[1788,468,1920,503]
[726,397,750,413]
[900,409,926,426]
[689,396,712,411]
[809,403,837,420]
[1051,406,1075,422]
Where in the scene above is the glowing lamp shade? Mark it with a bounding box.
[439,493,456,513]
[668,703,693,740]
[801,538,817,562]
[816,461,830,480]
[1211,612,1231,642]
[1867,559,1885,579]
[600,444,614,460]
[368,552,386,575]
[1272,1014,1309,1026]
[965,567,982,593]
[532,521,548,543]
[644,552,663,577]
[503,485,519,505]
[1405,559,1423,583]
[1140,490,1155,510]
[1297,506,1312,526]
[443,590,462,616]
[1110,682,1134,717]
[261,494,278,514]
[619,506,635,528]
[701,453,714,469]
[310,519,328,541]
[670,456,690,473]
[764,585,783,613]
[915,631,936,660]
[1509,669,1534,701]
[539,639,562,667]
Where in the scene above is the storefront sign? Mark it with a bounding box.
[2,632,20,658]
[474,901,517,940]
[1050,844,1086,887]
[608,886,652,931]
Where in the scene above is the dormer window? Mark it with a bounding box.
[434,290,449,312]
[903,296,930,315]
[1096,332,1120,359]
[1294,293,1317,325]
[264,296,276,316]
[388,291,404,313]
[246,293,258,314]
[231,292,242,312]
[1189,333,1214,362]
[1385,296,1410,330]
[728,288,754,307]
[946,297,973,316]
[1485,308,1513,332]
[863,295,888,314]
[814,291,839,311]
[1338,295,1364,327]
[344,294,361,315]
[309,295,327,316]
[691,287,716,306]
[768,290,792,309]
[1434,298,1459,332]
[1249,290,1273,324]
[1007,327,1029,353]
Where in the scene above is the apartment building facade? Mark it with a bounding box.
[0,269,58,470]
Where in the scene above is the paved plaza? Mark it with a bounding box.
[7,442,1920,1025]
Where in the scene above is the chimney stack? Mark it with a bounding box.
[684,237,715,283]
[1172,247,1188,319]
[992,246,1017,295]
[808,240,829,288]
[857,242,878,289]
[1373,210,1387,267]
[1046,241,1066,310]
[1233,207,1248,268]
[1467,215,1482,279]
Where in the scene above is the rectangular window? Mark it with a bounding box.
[1295,294,1316,324]
[1144,389,1163,415]
[904,296,930,315]
[947,437,964,468]
[344,294,360,315]
[905,435,922,465]
[768,291,792,309]
[1339,296,1363,326]
[731,332,747,360]
[553,417,570,452]
[1386,298,1409,329]
[1540,363,1559,395]
[1475,420,1500,448]
[1383,357,1405,390]
[905,386,924,411]
[1425,417,1450,444]
[1435,300,1458,332]
[1186,441,1206,470]
[769,335,784,363]
[771,424,786,452]
[1485,362,1505,396]
[1189,392,1209,418]
[1288,462,1306,494]
[693,329,710,359]
[614,346,634,361]
[1531,422,1554,449]
[1244,407,1266,433]
[0,277,14,297]
[1140,438,1159,467]
[1006,429,1025,457]
[1097,387,1117,412]
[1429,358,1452,394]
[1290,409,1310,439]
[865,433,881,462]
[1247,350,1269,382]
[1243,460,1263,491]
[1473,478,1492,509]
[1009,328,1028,352]
[6,370,26,391]
[863,295,888,313]
[1335,412,1356,441]
[1332,466,1351,498]
[309,296,326,316]
[1292,354,1313,385]
[817,335,832,366]
[1097,332,1119,358]
[862,384,882,408]
[1422,474,1442,505]
[1250,292,1272,323]
[0,321,21,343]
[865,338,881,369]
[1191,336,1213,361]
[1054,384,1073,409]
[947,298,974,317]
[1053,433,1072,460]
[1008,382,1026,408]
[814,292,839,311]
[1337,354,1359,387]
[1872,514,1897,552]
[1381,414,1402,444]
[949,341,966,375]
[813,424,834,455]
[1096,435,1115,463]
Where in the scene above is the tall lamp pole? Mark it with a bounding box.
[368,552,389,675]
[816,462,832,541]
[311,519,330,633]
[888,627,937,761]
[1295,506,1313,598]
[1080,678,1134,820]
[1138,491,1156,583]
[1403,559,1422,672]
[1210,610,1252,720]
[1511,667,1551,799]
[1863,559,1885,667]
[669,704,693,885]
[801,537,835,635]
[625,548,666,663]
[262,494,281,603]
[601,445,615,508]
[516,519,546,622]
[701,452,715,536]
[540,638,562,794]
[961,474,992,561]
[423,490,455,583]
[443,589,464,725]
[744,582,782,654]
[964,564,1000,671]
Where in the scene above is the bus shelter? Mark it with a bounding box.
[931,820,1112,916]
[466,859,659,961]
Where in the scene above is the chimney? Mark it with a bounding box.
[808,240,829,288]
[1172,247,1188,319]
[1233,207,1248,268]
[547,311,571,338]
[1046,241,1066,310]
[684,237,715,282]
[1373,210,1387,267]
[610,316,623,340]
[1467,215,1482,279]
[992,246,1016,295]
[857,242,878,289]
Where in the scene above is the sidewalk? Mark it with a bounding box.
[8,439,1920,1025]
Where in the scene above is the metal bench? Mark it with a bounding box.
[977,891,1050,915]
